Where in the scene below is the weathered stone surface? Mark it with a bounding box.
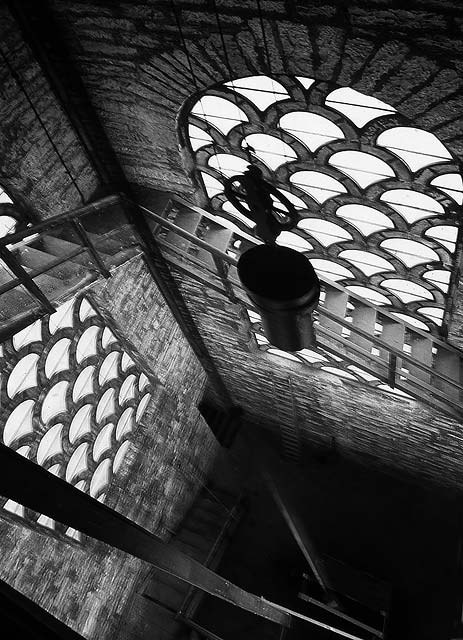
[0,256,219,639]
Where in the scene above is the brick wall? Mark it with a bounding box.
[0,255,219,639]
[172,264,463,491]
[0,6,98,217]
[44,0,463,346]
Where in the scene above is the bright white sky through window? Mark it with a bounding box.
[188,74,460,334]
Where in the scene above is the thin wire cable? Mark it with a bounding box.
[255,0,296,178]
[170,0,221,178]
[0,45,86,205]
[210,0,254,164]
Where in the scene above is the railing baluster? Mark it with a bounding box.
[212,254,238,302]
[71,220,111,278]
[0,245,55,314]
[388,353,397,388]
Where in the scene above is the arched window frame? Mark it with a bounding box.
[181,74,463,337]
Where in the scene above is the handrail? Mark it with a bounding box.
[138,195,461,354]
[0,194,122,247]
[1,191,462,413]
[135,208,463,397]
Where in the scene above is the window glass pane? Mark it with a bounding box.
[310,259,355,282]
[346,286,391,306]
[72,366,95,403]
[136,393,151,422]
[298,218,353,247]
[329,151,395,189]
[3,399,35,446]
[431,173,463,205]
[290,170,347,203]
[295,76,316,91]
[243,134,297,171]
[208,154,249,178]
[225,75,289,111]
[380,189,443,224]
[65,442,89,482]
[69,404,92,443]
[7,353,39,398]
[380,239,440,268]
[113,440,131,473]
[89,459,111,498]
[191,96,248,135]
[279,112,344,152]
[99,351,120,385]
[325,87,396,127]
[36,423,64,466]
[380,279,434,303]
[276,232,313,252]
[423,269,451,293]
[93,423,114,462]
[336,204,394,236]
[45,338,71,378]
[377,127,452,172]
[41,381,68,424]
[339,250,394,276]
[424,225,457,253]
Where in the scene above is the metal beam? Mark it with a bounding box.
[263,470,337,602]
[0,443,290,628]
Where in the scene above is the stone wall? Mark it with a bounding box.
[172,263,463,491]
[45,0,463,345]
[0,255,219,639]
[0,5,98,217]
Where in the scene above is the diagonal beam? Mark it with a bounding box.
[0,443,290,628]
[263,470,337,601]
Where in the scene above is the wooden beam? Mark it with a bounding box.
[263,471,337,601]
[0,444,290,628]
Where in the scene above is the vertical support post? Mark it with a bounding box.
[71,220,111,278]
[388,353,397,388]
[212,254,238,302]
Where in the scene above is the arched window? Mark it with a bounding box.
[0,295,153,541]
[184,75,462,335]
[0,184,22,238]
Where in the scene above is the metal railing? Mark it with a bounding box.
[1,192,462,418]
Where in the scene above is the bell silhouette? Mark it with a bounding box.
[238,245,320,352]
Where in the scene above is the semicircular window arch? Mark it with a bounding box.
[184,74,462,333]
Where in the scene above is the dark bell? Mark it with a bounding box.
[237,245,320,352]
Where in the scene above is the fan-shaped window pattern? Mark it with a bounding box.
[377,128,452,172]
[431,174,463,205]
[329,151,395,188]
[0,295,153,541]
[380,190,443,225]
[7,353,39,398]
[280,112,344,152]
[380,239,440,268]
[191,96,248,135]
[325,87,396,127]
[224,75,289,111]
[209,154,249,178]
[243,134,298,171]
[336,204,394,236]
[298,219,352,247]
[0,184,22,238]
[186,75,460,332]
[339,250,394,277]
[290,171,347,203]
[189,124,213,151]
